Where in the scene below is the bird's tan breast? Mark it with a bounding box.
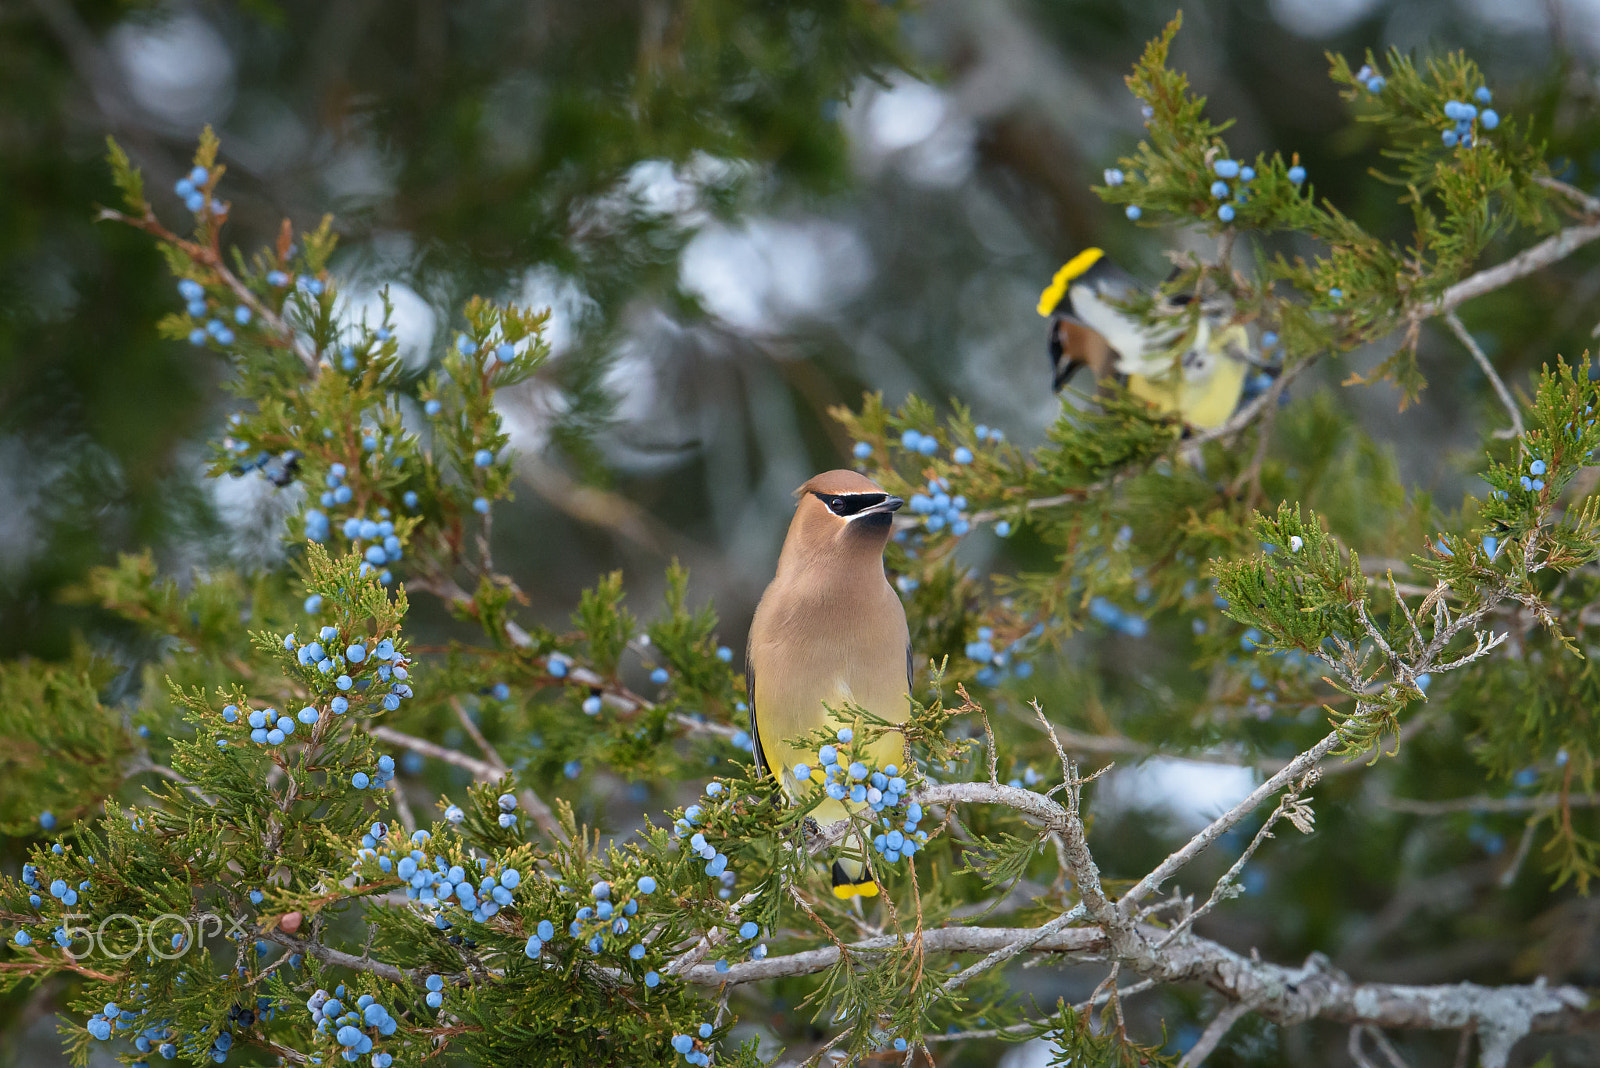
[748,577,909,787]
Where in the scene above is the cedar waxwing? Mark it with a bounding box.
[1038,248,1255,431]
[746,470,911,899]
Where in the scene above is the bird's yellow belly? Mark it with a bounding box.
[762,675,908,800]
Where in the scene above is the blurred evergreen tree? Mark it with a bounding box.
[3,3,1600,1067]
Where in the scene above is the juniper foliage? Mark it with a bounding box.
[3,15,1600,1068]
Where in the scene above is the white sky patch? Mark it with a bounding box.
[1095,757,1261,831]
[845,72,975,186]
[587,153,744,235]
[333,283,437,372]
[865,74,948,153]
[624,159,704,223]
[493,395,555,460]
[516,267,595,357]
[1268,0,1384,38]
[601,336,666,427]
[111,12,235,130]
[999,1037,1060,1068]
[209,460,299,568]
[679,218,871,335]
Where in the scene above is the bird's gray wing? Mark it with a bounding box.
[745,652,775,783]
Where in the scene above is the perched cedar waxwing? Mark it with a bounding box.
[746,470,910,899]
[1038,247,1255,431]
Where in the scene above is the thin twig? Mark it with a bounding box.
[1176,1001,1252,1068]
[387,778,417,836]
[1533,174,1600,217]
[368,725,498,778]
[1443,311,1524,438]
[1381,792,1600,816]
[1424,220,1600,316]
[1117,729,1343,913]
[367,723,568,843]
[1158,770,1318,949]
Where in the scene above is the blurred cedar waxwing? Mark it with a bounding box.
[746,470,910,899]
[1038,247,1255,431]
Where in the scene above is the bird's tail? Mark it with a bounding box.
[807,789,880,900]
[830,857,879,900]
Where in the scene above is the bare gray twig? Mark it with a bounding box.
[1443,311,1525,438]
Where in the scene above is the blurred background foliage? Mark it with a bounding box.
[4,0,1600,1065]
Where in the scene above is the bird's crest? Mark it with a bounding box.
[794,469,885,498]
[1037,247,1106,316]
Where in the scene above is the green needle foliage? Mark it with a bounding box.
[4,14,1600,1068]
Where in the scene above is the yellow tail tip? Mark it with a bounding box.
[832,881,880,900]
[1036,247,1105,317]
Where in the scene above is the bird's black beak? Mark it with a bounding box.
[1052,358,1086,392]
[850,495,903,532]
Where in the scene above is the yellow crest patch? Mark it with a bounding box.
[1036,248,1105,317]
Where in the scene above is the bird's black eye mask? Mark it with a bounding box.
[813,492,889,517]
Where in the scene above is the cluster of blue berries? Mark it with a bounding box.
[871,798,926,865]
[176,276,249,349]
[355,829,522,927]
[792,728,916,817]
[562,877,659,964]
[495,792,521,829]
[1519,458,1547,493]
[345,512,406,582]
[303,504,408,585]
[351,755,397,791]
[225,445,300,487]
[86,997,253,1066]
[173,166,223,216]
[453,333,521,370]
[306,473,413,584]
[897,425,1004,460]
[672,789,744,901]
[285,629,411,712]
[677,802,734,881]
[964,622,1045,684]
[1088,597,1150,639]
[908,476,971,536]
[898,429,941,457]
[29,864,82,908]
[1441,89,1498,148]
[86,1002,137,1043]
[1207,158,1257,223]
[788,731,931,866]
[671,1022,719,1065]
[307,986,397,1065]
[14,860,100,951]
[1355,64,1386,94]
